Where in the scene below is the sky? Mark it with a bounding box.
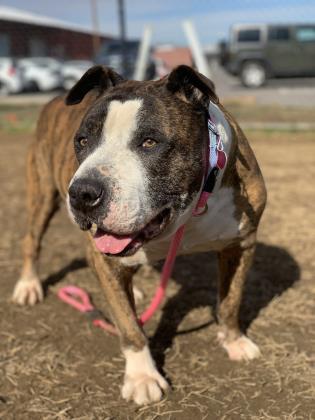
[1,0,315,45]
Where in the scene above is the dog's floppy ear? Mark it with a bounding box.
[65,65,124,105]
[165,65,218,108]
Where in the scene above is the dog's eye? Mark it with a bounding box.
[141,138,157,149]
[78,137,88,147]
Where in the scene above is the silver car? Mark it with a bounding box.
[18,57,62,92]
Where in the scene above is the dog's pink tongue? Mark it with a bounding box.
[94,230,134,254]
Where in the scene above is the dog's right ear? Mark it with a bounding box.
[65,65,124,105]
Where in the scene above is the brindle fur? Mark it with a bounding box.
[14,65,266,402]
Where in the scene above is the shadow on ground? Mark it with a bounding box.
[150,242,300,368]
[42,257,87,294]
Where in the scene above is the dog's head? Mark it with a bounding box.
[66,65,218,257]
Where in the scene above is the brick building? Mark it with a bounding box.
[0,6,112,60]
[153,45,193,70]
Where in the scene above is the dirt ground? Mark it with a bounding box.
[0,111,315,419]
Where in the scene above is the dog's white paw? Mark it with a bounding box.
[218,333,261,361]
[122,345,168,405]
[122,371,168,405]
[132,285,144,304]
[12,278,43,306]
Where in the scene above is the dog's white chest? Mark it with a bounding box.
[157,187,239,258]
[179,187,239,254]
[122,187,240,266]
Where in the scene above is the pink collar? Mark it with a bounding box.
[194,115,227,216]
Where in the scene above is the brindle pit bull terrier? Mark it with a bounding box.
[12,65,266,405]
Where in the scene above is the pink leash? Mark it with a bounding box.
[58,115,219,335]
[139,224,186,325]
[57,225,186,335]
[57,285,117,334]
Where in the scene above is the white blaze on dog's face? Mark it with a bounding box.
[101,100,148,231]
[72,99,149,232]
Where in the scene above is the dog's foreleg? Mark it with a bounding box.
[217,240,260,361]
[12,145,58,305]
[88,242,168,405]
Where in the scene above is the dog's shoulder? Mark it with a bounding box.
[216,102,267,233]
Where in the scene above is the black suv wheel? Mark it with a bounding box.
[241,61,267,88]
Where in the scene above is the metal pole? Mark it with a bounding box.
[133,25,152,81]
[182,20,212,78]
[90,0,101,58]
[117,0,127,76]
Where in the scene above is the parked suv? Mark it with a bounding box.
[219,24,315,87]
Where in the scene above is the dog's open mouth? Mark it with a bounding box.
[93,208,171,257]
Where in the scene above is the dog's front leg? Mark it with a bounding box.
[87,242,168,405]
[217,239,261,361]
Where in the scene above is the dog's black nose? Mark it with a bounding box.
[69,178,104,212]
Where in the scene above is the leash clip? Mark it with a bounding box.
[58,285,118,335]
[85,308,105,321]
